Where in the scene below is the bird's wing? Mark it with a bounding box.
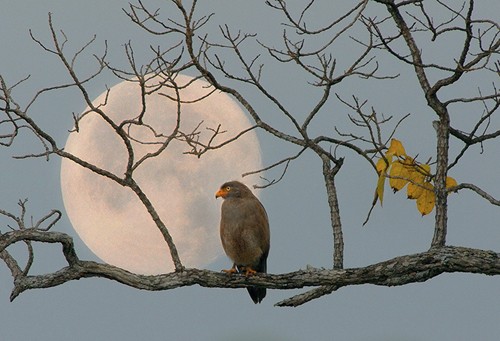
[242,196,270,253]
[220,196,270,267]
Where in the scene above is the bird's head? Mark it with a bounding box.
[215,181,251,199]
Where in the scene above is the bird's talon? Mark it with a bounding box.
[244,268,257,276]
[222,267,238,275]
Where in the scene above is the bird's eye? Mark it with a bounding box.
[225,186,231,191]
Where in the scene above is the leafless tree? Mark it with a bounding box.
[1,0,499,307]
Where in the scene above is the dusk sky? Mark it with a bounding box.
[1,1,499,340]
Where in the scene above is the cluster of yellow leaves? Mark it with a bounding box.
[375,139,458,216]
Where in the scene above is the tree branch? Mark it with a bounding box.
[2,225,498,307]
[452,183,500,206]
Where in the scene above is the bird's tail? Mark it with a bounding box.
[247,286,266,304]
[245,252,268,304]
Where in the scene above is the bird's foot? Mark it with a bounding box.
[222,265,238,275]
[243,267,257,276]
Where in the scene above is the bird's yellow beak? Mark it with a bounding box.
[215,188,227,199]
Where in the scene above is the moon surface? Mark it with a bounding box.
[60,74,263,274]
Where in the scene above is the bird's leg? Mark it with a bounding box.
[222,264,238,275]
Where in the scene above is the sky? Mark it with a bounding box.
[1,1,499,340]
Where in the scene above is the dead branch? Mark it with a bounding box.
[2,225,498,306]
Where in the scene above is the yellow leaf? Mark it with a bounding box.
[418,163,431,177]
[389,161,410,192]
[416,182,435,216]
[376,156,392,175]
[387,138,406,157]
[374,156,392,207]
[407,182,423,199]
[406,164,426,199]
[446,176,458,190]
[376,173,386,206]
[400,155,414,166]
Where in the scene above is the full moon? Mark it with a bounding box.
[60,74,263,274]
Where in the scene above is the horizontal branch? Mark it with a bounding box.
[5,235,499,306]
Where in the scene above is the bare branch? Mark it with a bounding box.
[242,147,307,189]
[451,183,500,206]
[2,223,498,307]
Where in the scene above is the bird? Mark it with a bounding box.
[215,180,270,304]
